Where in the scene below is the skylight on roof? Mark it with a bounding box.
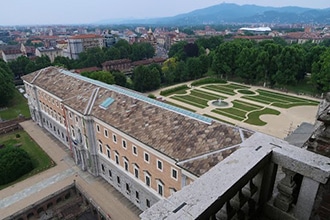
[100,97,114,109]
[60,69,213,124]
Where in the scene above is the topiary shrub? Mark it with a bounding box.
[0,147,34,185]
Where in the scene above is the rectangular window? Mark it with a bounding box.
[98,140,103,153]
[144,152,150,163]
[135,191,140,201]
[112,134,117,143]
[71,125,75,138]
[157,159,163,171]
[171,168,178,180]
[145,174,151,187]
[146,199,150,208]
[124,158,129,171]
[101,164,105,172]
[126,183,130,194]
[69,111,72,119]
[132,145,137,156]
[157,182,163,196]
[96,124,100,133]
[117,176,121,185]
[108,170,112,178]
[115,153,119,165]
[106,145,111,159]
[122,139,127,149]
[75,116,79,123]
[134,166,139,178]
[104,129,108,138]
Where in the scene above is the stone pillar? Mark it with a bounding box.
[295,176,320,220]
[274,168,297,212]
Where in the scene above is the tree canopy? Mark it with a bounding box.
[0,147,34,185]
[0,60,15,107]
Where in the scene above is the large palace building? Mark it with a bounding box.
[21,66,253,211]
[22,67,330,220]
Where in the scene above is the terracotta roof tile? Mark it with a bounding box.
[22,67,253,173]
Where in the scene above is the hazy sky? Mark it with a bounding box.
[1,0,329,25]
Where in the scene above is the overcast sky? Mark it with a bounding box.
[1,0,329,25]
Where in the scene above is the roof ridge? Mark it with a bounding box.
[84,87,99,115]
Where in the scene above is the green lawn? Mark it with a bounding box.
[171,89,227,109]
[171,96,207,108]
[203,114,235,125]
[0,90,30,120]
[0,130,55,189]
[242,89,319,108]
[212,109,245,121]
[245,108,281,126]
[202,83,249,96]
[237,89,256,95]
[203,85,237,96]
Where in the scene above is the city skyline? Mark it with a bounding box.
[1,0,329,26]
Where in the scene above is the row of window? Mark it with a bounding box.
[42,118,68,143]
[98,140,178,180]
[40,101,65,125]
[39,91,59,107]
[101,163,173,199]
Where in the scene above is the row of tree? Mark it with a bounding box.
[56,36,330,93]
[168,36,330,93]
[8,39,155,78]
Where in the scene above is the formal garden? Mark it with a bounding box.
[159,79,320,126]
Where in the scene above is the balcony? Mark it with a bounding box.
[140,133,330,220]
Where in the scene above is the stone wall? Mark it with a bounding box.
[306,92,330,219]
[0,116,27,135]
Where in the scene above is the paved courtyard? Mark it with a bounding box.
[0,120,141,220]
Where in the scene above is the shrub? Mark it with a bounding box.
[191,77,227,86]
[0,147,34,185]
[148,94,156,99]
[160,85,189,96]
[16,133,21,138]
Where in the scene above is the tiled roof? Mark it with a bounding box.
[22,67,253,173]
[0,45,22,54]
[74,67,102,74]
[102,59,131,66]
[179,146,240,177]
[69,34,103,39]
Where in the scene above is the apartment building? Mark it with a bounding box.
[35,47,63,62]
[22,66,252,211]
[65,34,104,59]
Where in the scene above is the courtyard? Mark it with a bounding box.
[154,80,320,139]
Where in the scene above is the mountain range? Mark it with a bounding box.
[97,3,330,25]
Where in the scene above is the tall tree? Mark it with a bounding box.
[311,48,330,93]
[0,60,15,107]
[8,56,31,78]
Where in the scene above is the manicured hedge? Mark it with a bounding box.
[160,85,189,96]
[191,78,227,86]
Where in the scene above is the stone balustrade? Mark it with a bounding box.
[140,133,330,220]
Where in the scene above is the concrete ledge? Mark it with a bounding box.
[140,146,273,220]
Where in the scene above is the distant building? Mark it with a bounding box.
[35,47,63,62]
[0,45,24,62]
[64,34,104,60]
